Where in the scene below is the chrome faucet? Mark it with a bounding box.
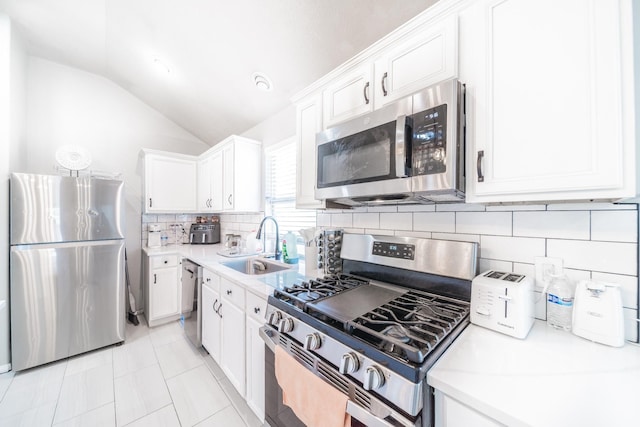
[256,216,280,260]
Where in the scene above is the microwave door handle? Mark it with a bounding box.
[395,115,409,178]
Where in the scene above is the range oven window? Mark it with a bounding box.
[317,121,398,188]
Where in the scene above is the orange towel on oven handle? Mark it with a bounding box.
[275,345,351,427]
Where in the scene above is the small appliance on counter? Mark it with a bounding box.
[471,270,535,339]
[317,229,343,274]
[189,223,220,244]
[572,280,625,347]
[148,223,162,248]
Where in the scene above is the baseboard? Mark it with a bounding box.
[0,363,11,374]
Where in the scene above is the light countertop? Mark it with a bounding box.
[143,244,312,298]
[428,320,640,427]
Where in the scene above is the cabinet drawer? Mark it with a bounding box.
[221,278,245,308]
[152,255,179,269]
[246,291,267,323]
[202,268,220,293]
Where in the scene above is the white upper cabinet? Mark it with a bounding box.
[461,0,636,203]
[296,92,326,209]
[373,13,458,108]
[143,150,197,213]
[197,149,223,212]
[322,64,374,128]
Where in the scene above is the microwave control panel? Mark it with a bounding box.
[412,104,447,176]
[372,241,415,260]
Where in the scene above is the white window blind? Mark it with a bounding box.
[264,137,316,242]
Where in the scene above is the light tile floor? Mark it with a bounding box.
[0,317,264,427]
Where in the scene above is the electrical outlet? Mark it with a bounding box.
[534,257,563,292]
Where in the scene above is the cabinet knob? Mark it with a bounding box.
[254,307,260,314]
[163,260,168,264]
[226,289,232,296]
[206,277,211,282]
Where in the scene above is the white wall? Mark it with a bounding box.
[21,57,210,309]
[241,104,296,149]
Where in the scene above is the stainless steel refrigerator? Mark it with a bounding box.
[9,173,126,371]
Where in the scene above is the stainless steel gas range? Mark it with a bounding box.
[261,234,478,427]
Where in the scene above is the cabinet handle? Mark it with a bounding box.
[363,81,370,104]
[149,198,153,208]
[206,277,211,282]
[226,289,232,296]
[153,273,157,284]
[227,194,233,205]
[381,72,388,96]
[163,260,168,264]
[218,304,223,318]
[477,150,485,182]
[213,299,219,313]
[254,307,260,314]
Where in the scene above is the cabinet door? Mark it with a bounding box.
[222,143,235,210]
[145,154,197,212]
[462,0,635,203]
[323,64,374,127]
[201,282,221,363]
[149,266,179,320]
[221,298,246,397]
[197,156,213,211]
[373,13,458,108]
[210,150,224,211]
[296,93,325,209]
[245,315,265,421]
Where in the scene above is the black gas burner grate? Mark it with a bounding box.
[273,273,369,310]
[348,290,470,364]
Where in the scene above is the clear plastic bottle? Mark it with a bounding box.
[546,274,575,331]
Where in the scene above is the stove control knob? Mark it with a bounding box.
[278,317,294,333]
[339,353,360,374]
[268,310,282,327]
[303,333,322,351]
[363,366,385,391]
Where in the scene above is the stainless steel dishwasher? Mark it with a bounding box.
[181,259,202,347]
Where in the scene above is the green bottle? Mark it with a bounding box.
[282,239,289,261]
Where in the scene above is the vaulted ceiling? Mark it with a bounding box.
[0,0,438,145]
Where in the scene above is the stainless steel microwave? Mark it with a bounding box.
[315,79,465,206]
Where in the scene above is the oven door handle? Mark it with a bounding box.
[346,401,412,427]
[258,326,277,353]
[395,115,409,178]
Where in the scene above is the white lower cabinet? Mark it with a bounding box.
[220,278,246,397]
[143,253,181,327]
[201,268,222,363]
[434,390,503,427]
[245,291,268,421]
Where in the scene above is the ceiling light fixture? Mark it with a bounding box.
[153,57,171,74]
[252,72,273,92]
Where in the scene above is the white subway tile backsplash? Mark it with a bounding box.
[431,232,480,243]
[591,210,638,243]
[380,213,412,231]
[142,215,157,223]
[478,258,512,273]
[332,213,353,228]
[548,239,637,276]
[513,211,589,240]
[369,229,395,236]
[486,204,546,211]
[623,308,638,342]
[413,212,455,233]
[156,214,176,222]
[398,204,435,212]
[367,206,398,213]
[534,291,546,320]
[480,235,545,264]
[345,228,366,234]
[591,272,638,309]
[317,213,331,227]
[546,202,635,211]
[396,230,432,239]
[436,203,486,212]
[456,212,512,236]
[353,213,380,229]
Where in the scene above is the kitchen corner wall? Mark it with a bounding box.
[319,202,640,342]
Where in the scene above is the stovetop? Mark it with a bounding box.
[271,272,470,366]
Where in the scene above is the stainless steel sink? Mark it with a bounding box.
[221,257,294,275]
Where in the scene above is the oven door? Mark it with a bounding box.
[315,98,413,203]
[260,327,421,427]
